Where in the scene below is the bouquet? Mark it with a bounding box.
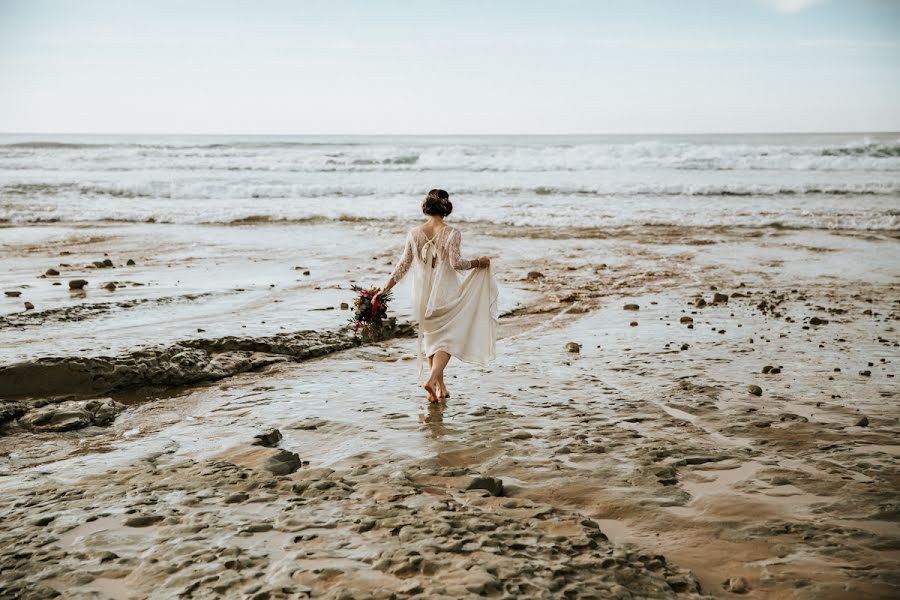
[350,285,392,337]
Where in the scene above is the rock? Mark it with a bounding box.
[18,398,122,432]
[0,401,27,423]
[83,398,120,426]
[45,268,59,276]
[123,515,164,527]
[855,416,869,427]
[221,445,303,476]
[770,367,781,374]
[102,259,113,267]
[466,476,504,496]
[252,428,283,447]
[859,370,871,376]
[680,343,689,350]
[224,493,249,504]
[722,576,750,594]
[302,270,310,275]
[713,293,729,304]
[102,282,117,291]
[69,279,88,290]
[623,303,639,311]
[809,316,829,326]
[126,259,136,266]
[762,365,773,374]
[679,316,693,324]
[694,297,707,308]
[747,385,763,396]
[4,291,21,297]
[18,406,92,432]
[340,302,349,310]
[565,342,581,353]
[526,271,545,281]
[24,302,34,310]
[630,321,638,327]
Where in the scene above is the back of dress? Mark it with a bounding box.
[388,224,499,380]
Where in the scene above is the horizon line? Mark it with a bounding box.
[1,130,899,137]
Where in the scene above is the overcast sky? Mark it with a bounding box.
[1,0,898,134]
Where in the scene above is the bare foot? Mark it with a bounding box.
[438,382,450,400]
[423,382,438,403]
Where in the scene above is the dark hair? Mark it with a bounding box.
[422,189,452,217]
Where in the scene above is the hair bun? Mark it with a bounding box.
[422,189,452,217]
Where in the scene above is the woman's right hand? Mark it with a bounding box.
[477,256,491,268]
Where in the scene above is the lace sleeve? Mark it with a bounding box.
[448,228,476,271]
[388,232,414,283]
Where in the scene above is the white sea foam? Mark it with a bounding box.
[0,134,898,230]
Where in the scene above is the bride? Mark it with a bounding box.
[375,189,499,403]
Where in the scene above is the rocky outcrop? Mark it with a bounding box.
[17,398,123,432]
[0,320,414,400]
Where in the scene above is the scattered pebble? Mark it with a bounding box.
[747,385,763,396]
[722,576,750,594]
[69,279,88,290]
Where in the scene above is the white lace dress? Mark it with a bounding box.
[389,225,499,381]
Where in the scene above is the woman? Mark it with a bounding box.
[376,189,498,403]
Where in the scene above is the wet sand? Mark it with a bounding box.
[0,220,898,599]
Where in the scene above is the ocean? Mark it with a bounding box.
[1,133,898,230]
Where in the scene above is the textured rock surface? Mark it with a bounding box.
[0,321,414,399]
[0,453,708,599]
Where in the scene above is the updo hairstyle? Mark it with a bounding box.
[422,189,452,217]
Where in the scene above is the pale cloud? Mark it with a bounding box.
[765,0,825,13]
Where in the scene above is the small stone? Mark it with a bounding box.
[565,342,581,353]
[302,270,310,275]
[809,316,828,326]
[466,477,504,496]
[679,316,693,324]
[762,365,773,374]
[526,271,545,281]
[747,385,763,396]
[722,576,750,594]
[102,282,117,291]
[69,279,88,290]
[712,293,729,304]
[340,302,349,310]
[252,428,283,448]
[4,291,22,297]
[224,493,250,504]
[855,416,869,427]
[102,258,113,267]
[630,321,638,327]
[623,303,639,311]
[680,343,689,350]
[126,259,136,266]
[859,370,871,377]
[45,268,59,276]
[769,367,781,374]
[123,515,164,527]
[24,302,34,310]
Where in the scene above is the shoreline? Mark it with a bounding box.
[0,219,898,598]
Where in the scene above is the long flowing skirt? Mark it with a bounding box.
[416,265,499,380]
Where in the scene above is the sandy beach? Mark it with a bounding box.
[1,215,897,598]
